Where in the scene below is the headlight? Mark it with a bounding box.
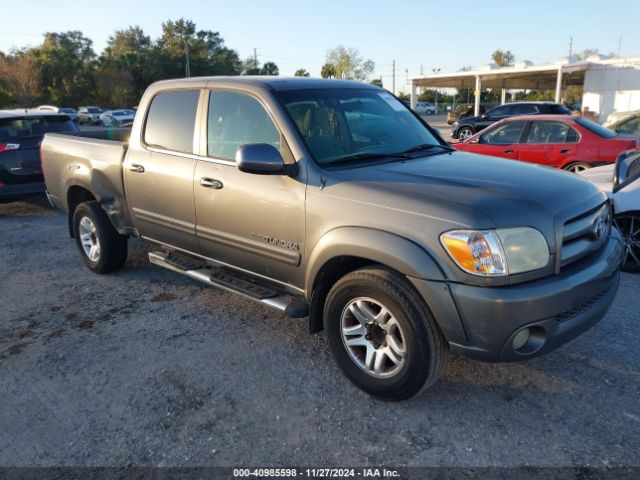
[453,121,459,128]
[440,227,549,277]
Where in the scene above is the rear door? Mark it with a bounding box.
[0,115,78,186]
[517,120,579,167]
[123,89,202,252]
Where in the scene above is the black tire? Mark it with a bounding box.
[563,161,592,173]
[613,212,640,273]
[456,126,474,141]
[72,201,127,274]
[324,266,447,400]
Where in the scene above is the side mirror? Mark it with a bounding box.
[614,150,640,192]
[236,143,287,175]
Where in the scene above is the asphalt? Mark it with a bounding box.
[0,197,639,468]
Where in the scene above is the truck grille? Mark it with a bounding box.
[560,202,610,268]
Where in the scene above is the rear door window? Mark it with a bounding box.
[207,91,281,160]
[487,105,512,117]
[525,121,579,143]
[511,104,540,115]
[144,90,200,154]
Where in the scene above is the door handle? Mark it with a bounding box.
[503,149,514,154]
[200,177,224,189]
[128,164,145,173]
[560,149,571,154]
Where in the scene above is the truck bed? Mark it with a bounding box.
[41,128,134,234]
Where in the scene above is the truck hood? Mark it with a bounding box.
[329,151,605,235]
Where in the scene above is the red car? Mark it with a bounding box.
[455,115,639,173]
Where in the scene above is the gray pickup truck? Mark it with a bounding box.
[42,77,623,400]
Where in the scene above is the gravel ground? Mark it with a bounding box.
[1,196,639,468]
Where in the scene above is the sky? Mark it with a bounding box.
[2,0,639,93]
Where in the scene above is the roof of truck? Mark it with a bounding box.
[151,76,379,92]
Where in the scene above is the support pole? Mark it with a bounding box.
[501,88,507,105]
[474,75,481,116]
[410,81,417,110]
[555,67,563,103]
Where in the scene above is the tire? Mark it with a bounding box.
[456,126,474,141]
[72,201,127,274]
[324,266,447,400]
[563,162,592,173]
[613,212,640,273]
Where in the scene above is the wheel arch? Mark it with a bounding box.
[66,185,97,238]
[305,227,446,334]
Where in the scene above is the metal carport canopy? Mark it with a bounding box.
[410,62,589,114]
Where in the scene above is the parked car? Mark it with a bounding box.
[607,111,640,137]
[447,103,486,125]
[414,102,436,115]
[42,77,621,400]
[100,109,135,127]
[36,105,78,122]
[0,111,79,198]
[455,115,639,172]
[451,101,571,140]
[603,110,640,128]
[77,106,103,125]
[579,150,640,272]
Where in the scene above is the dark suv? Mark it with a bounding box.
[451,102,571,140]
[0,112,79,198]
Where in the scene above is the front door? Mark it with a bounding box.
[467,120,527,160]
[193,90,306,286]
[124,89,202,252]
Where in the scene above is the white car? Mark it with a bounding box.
[100,109,135,127]
[414,102,436,115]
[579,149,640,272]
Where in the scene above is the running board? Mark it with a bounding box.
[148,251,309,318]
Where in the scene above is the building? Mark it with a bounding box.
[409,56,640,122]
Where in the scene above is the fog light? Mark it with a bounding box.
[513,328,530,350]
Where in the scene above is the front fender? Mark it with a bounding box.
[305,227,446,296]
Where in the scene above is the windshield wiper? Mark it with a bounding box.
[326,152,410,167]
[402,143,455,154]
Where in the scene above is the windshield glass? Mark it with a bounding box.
[276,88,440,166]
[575,117,617,138]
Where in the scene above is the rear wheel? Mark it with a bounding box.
[73,201,127,274]
[563,162,591,173]
[324,266,447,400]
[613,212,640,272]
[457,126,474,141]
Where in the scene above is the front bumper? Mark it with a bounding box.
[413,229,623,361]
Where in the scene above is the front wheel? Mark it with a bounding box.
[563,162,592,173]
[457,126,474,141]
[324,267,447,400]
[73,201,128,274]
[613,212,640,272]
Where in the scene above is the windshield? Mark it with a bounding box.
[575,117,617,138]
[276,88,441,166]
[88,107,100,113]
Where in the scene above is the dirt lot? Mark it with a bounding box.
[1,196,639,467]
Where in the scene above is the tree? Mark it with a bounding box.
[0,51,41,107]
[491,49,515,67]
[294,68,310,77]
[324,46,375,80]
[320,63,336,79]
[571,48,615,62]
[370,78,383,87]
[31,31,96,106]
[260,61,279,76]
